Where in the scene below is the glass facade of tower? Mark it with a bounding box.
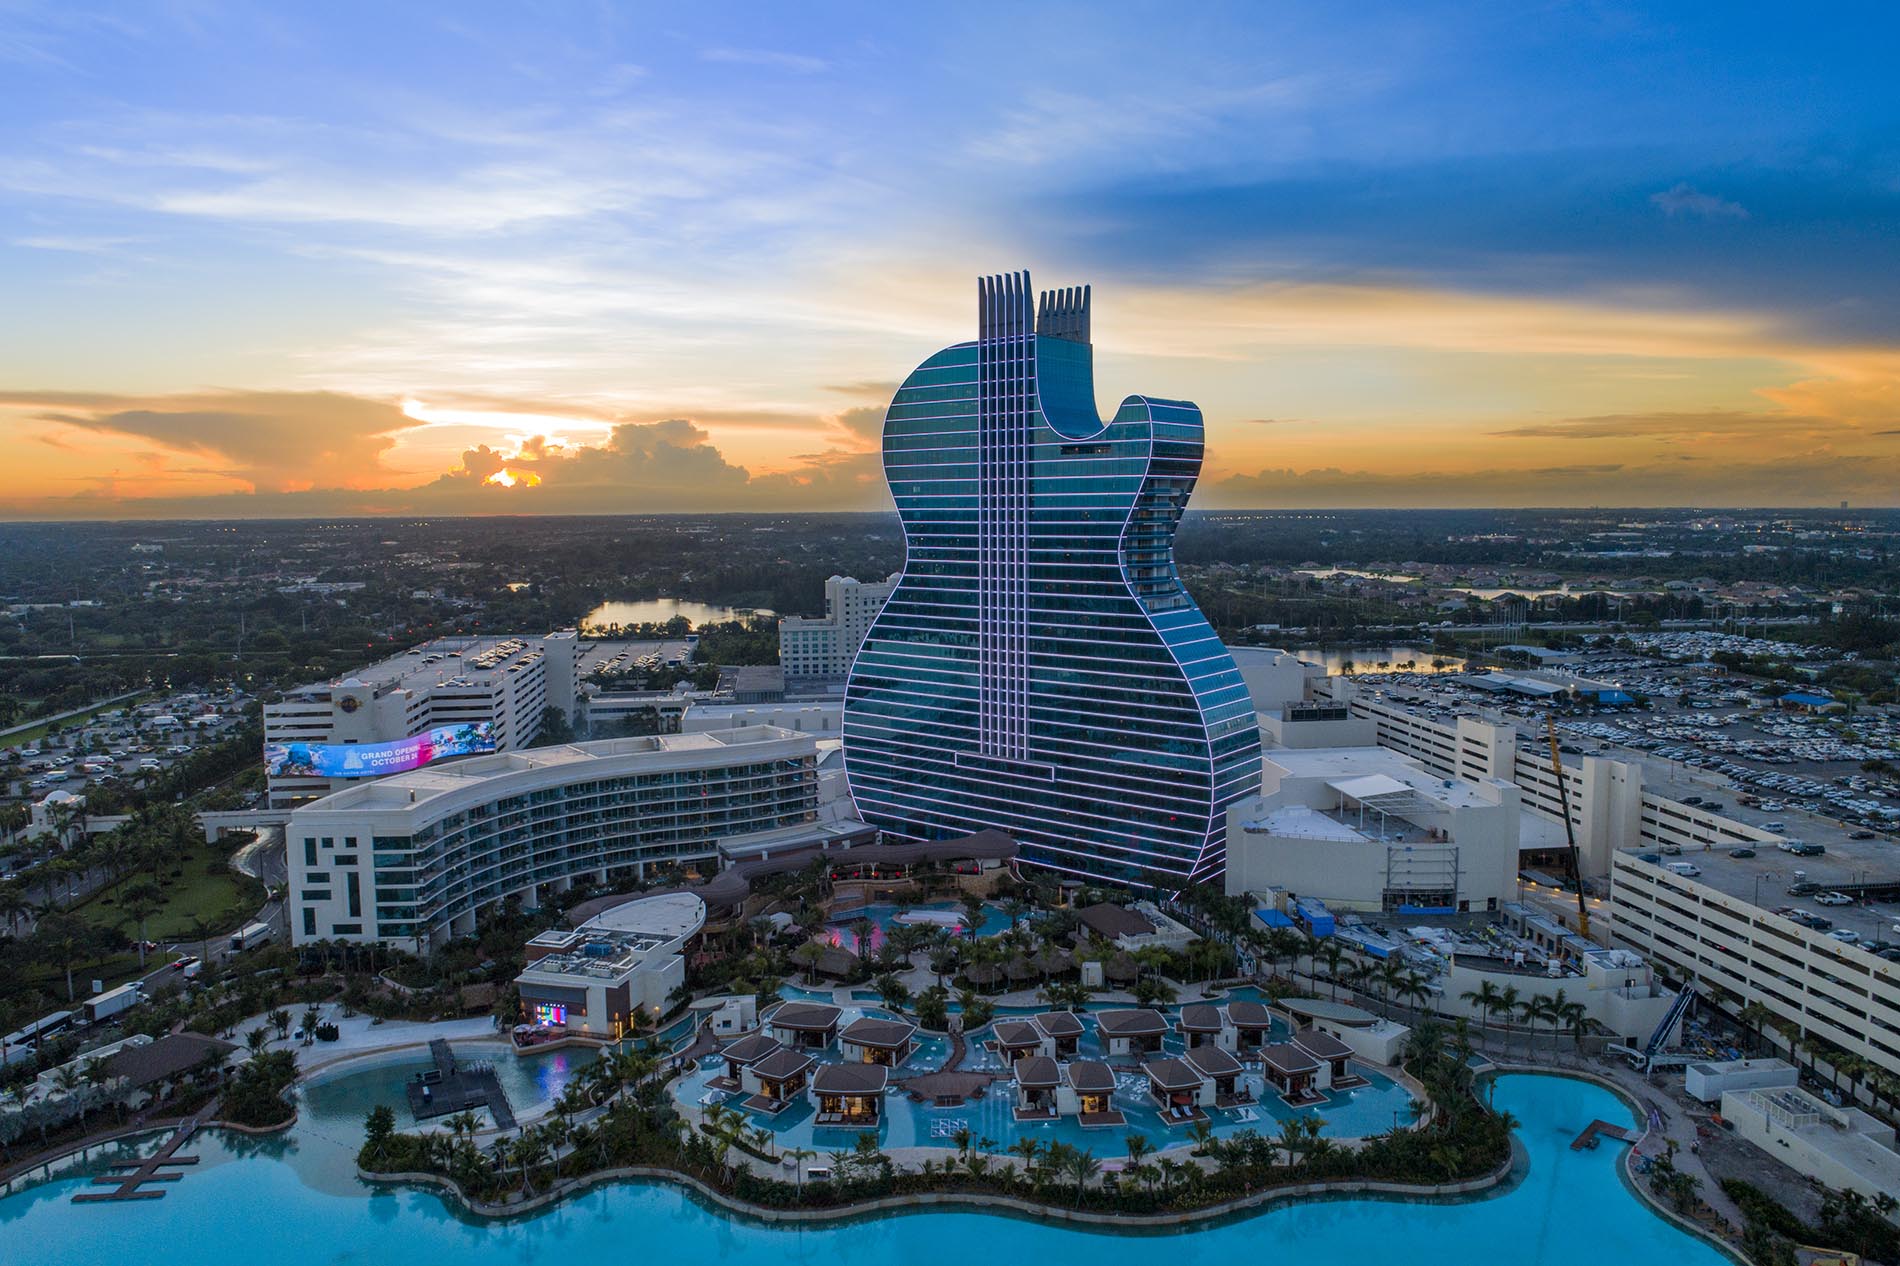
[843,273,1262,891]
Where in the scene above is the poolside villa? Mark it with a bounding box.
[1261,1042,1326,1107]
[1066,1060,1123,1127]
[1012,1055,1063,1120]
[741,1048,816,1113]
[1186,1046,1249,1107]
[1035,1010,1084,1057]
[1295,1027,1368,1089]
[840,1016,918,1067]
[810,1062,888,1127]
[709,1032,782,1091]
[1096,1008,1168,1057]
[1142,1057,1210,1125]
[1226,1000,1275,1054]
[767,1001,842,1050]
[993,1019,1050,1064]
[1177,1003,1236,1052]
[992,1012,1083,1063]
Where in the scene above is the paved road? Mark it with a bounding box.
[0,690,149,744]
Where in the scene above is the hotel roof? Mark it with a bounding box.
[1095,1008,1168,1036]
[812,1063,888,1094]
[1293,1027,1353,1061]
[993,1020,1043,1048]
[1226,1000,1274,1029]
[1013,1056,1061,1089]
[749,1048,816,1081]
[1076,903,1156,939]
[1261,1043,1322,1075]
[1065,1061,1116,1093]
[768,1001,842,1031]
[1281,997,1380,1028]
[841,1017,917,1048]
[1142,1057,1205,1091]
[1185,1047,1244,1079]
[300,727,809,813]
[1033,1011,1084,1038]
[720,1033,782,1065]
[1177,1003,1224,1033]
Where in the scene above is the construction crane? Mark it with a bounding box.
[1545,716,1593,941]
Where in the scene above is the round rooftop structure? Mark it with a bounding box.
[580,891,707,944]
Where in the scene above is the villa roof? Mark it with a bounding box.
[1261,1042,1321,1075]
[1178,1003,1224,1033]
[1293,1027,1353,1061]
[1095,1008,1167,1037]
[812,1063,889,1094]
[993,1020,1043,1048]
[769,1001,842,1031]
[720,1033,782,1065]
[749,1048,816,1081]
[841,1017,917,1048]
[1142,1057,1205,1091]
[1226,1000,1274,1029]
[1077,903,1155,940]
[1014,1056,1060,1089]
[1065,1061,1115,1093]
[1033,1011,1084,1038]
[106,1032,234,1088]
[1185,1047,1243,1079]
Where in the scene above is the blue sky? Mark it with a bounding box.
[2,1,1898,514]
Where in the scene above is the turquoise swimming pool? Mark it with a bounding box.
[0,1074,1732,1266]
[825,902,1014,954]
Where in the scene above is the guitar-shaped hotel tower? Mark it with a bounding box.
[842,272,1262,890]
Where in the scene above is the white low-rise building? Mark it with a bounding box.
[514,893,706,1041]
[1225,745,1520,916]
[1721,1085,1900,1218]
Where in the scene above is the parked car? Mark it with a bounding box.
[1814,892,1854,907]
[1728,847,1756,859]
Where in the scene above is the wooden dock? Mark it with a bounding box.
[1571,1119,1639,1150]
[72,1114,204,1203]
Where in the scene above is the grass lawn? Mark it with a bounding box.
[70,834,262,943]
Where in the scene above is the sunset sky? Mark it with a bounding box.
[3,2,1898,517]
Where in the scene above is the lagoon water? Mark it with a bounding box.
[580,598,771,631]
[1,1074,1730,1266]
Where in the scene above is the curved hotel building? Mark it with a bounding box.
[843,273,1261,890]
[286,727,818,947]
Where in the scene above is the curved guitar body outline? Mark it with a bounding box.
[842,272,1262,891]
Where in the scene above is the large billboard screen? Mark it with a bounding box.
[264,722,497,779]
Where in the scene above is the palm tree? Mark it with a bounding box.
[1319,942,1346,1000]
[1007,1135,1041,1181]
[0,884,29,935]
[1061,1145,1101,1204]
[787,1145,817,1195]
[1521,996,1555,1057]
[245,1026,269,1056]
[1123,1132,1151,1173]
[1495,985,1521,1057]
[118,880,163,967]
[1461,982,1498,1039]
